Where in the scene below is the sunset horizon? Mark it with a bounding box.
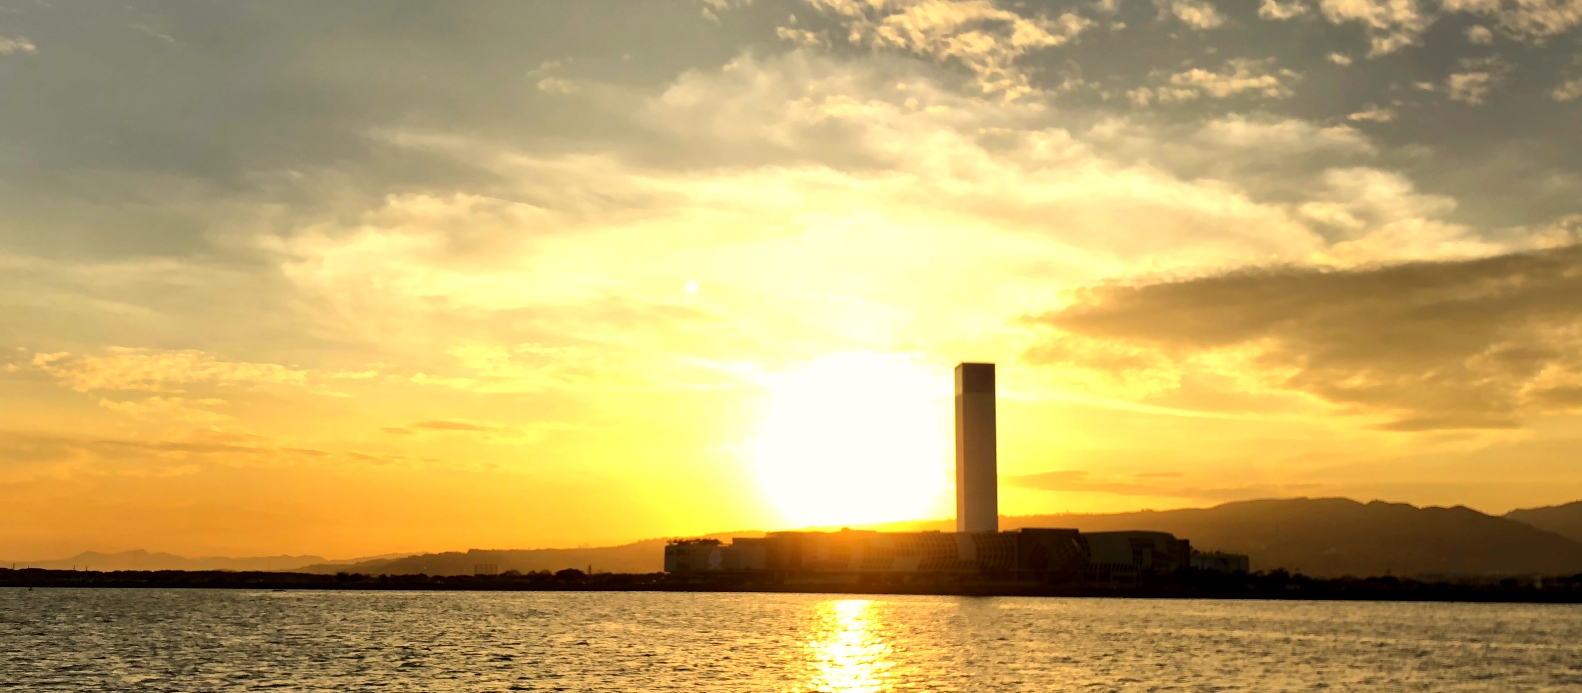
[4,0,1582,563]
[7,2,1582,689]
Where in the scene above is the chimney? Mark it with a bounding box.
[955,363,998,533]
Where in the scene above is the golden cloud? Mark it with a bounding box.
[31,348,307,393]
[1024,244,1582,430]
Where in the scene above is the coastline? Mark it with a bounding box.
[4,568,1580,604]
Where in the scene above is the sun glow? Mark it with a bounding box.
[753,352,951,528]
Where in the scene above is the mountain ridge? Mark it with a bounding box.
[858,497,1582,577]
[12,498,1582,578]
[290,532,767,576]
[1504,500,1582,544]
[0,549,412,573]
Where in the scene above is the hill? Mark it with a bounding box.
[1505,501,1582,544]
[295,542,671,576]
[860,498,1582,578]
[294,531,780,576]
[16,499,1582,579]
[0,549,403,572]
[303,499,1582,579]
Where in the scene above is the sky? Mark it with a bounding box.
[2,0,1581,560]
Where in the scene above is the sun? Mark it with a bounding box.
[753,352,951,528]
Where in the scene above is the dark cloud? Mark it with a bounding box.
[0,0,759,260]
[0,0,1576,265]
[1025,243,1582,429]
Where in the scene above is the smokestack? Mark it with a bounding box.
[955,362,998,533]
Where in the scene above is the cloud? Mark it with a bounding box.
[1438,0,1582,42]
[410,420,493,432]
[776,25,830,47]
[640,53,1355,264]
[0,429,429,484]
[1022,242,1582,430]
[806,0,1094,99]
[98,397,229,423]
[29,348,307,393]
[1157,0,1228,28]
[1347,103,1397,121]
[1192,115,1374,154]
[0,36,36,55]
[383,419,580,446]
[1445,57,1510,105]
[699,0,759,20]
[1465,24,1494,43]
[1129,58,1300,105]
[431,341,638,393]
[1318,0,1431,55]
[1554,78,1582,101]
[1294,167,1500,262]
[1260,0,1313,19]
[1438,0,1501,12]
[536,77,579,94]
[527,58,583,94]
[1447,71,1496,103]
[260,49,1535,398]
[129,23,178,45]
[0,0,1577,551]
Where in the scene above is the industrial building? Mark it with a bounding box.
[667,362,1248,585]
[955,363,998,534]
[1190,551,1251,574]
[665,528,1209,585]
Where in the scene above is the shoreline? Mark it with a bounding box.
[4,568,1581,604]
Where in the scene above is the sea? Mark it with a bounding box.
[2,589,1579,691]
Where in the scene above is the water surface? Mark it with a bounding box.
[2,589,1579,691]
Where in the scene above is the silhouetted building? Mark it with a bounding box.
[955,362,997,533]
[663,538,772,572]
[663,538,727,573]
[1014,528,1088,581]
[665,527,1196,585]
[1082,531,1191,586]
[1191,551,1250,574]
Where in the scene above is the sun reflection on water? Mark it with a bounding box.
[805,599,895,693]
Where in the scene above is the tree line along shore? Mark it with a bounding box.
[4,567,1581,603]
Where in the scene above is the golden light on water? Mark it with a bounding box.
[753,353,951,528]
[806,599,894,693]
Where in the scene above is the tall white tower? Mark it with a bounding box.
[955,362,998,533]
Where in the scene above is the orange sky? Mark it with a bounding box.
[3,0,1582,560]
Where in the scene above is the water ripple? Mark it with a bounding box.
[1,589,1579,691]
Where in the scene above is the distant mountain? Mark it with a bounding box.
[0,549,408,572]
[861,498,1582,578]
[293,532,778,577]
[17,498,1582,579]
[302,499,1582,579]
[1505,501,1582,544]
[295,542,671,576]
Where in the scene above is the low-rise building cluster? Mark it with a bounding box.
[666,528,1248,586]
